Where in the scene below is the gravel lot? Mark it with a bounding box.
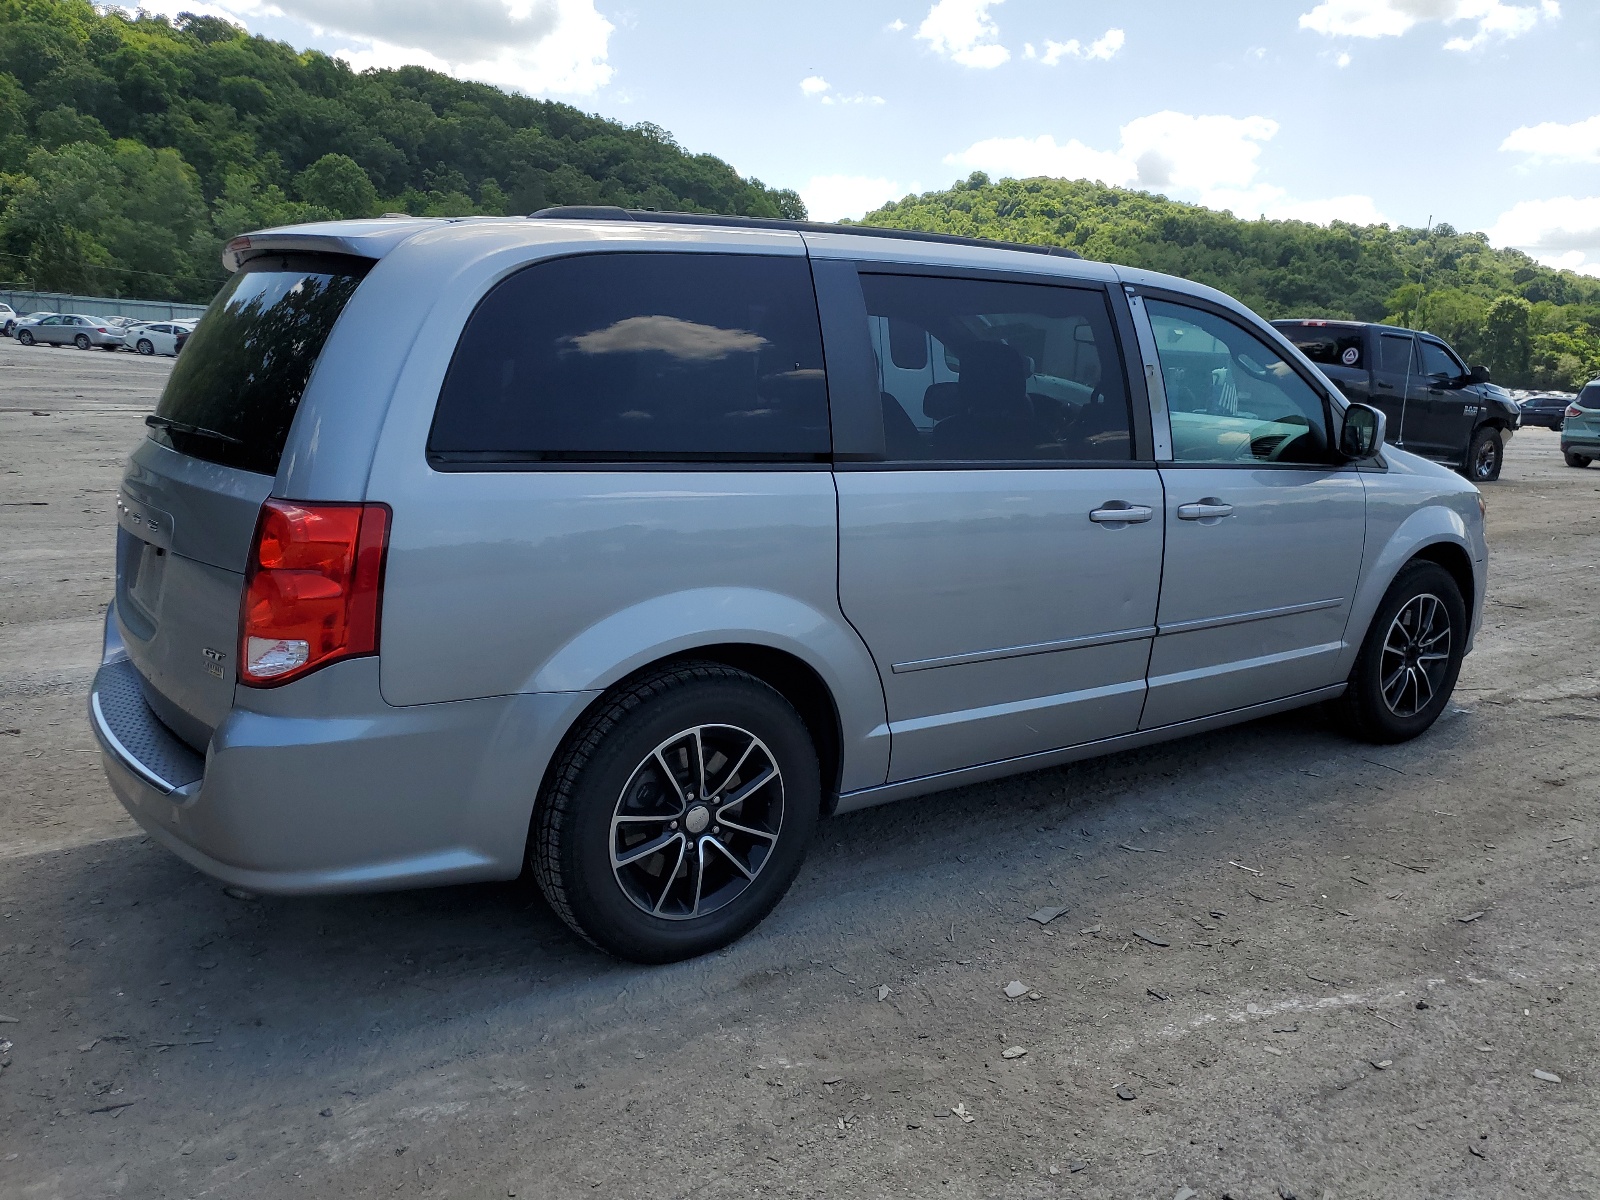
[2,333,1597,1199]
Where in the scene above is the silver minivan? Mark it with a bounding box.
[91,210,1487,961]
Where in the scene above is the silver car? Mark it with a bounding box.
[16,312,125,349]
[91,212,1488,962]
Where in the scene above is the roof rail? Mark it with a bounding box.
[526,206,1082,260]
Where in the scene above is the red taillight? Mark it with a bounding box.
[1567,404,1585,417]
[239,499,390,687]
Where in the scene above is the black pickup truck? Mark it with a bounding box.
[1271,319,1520,481]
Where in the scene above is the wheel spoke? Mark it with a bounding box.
[652,837,688,914]
[715,816,778,843]
[707,738,758,802]
[704,836,755,881]
[714,765,777,818]
[1382,664,1409,703]
[692,727,709,801]
[654,748,689,809]
[689,840,706,917]
[615,830,683,869]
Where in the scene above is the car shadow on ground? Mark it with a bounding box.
[13,704,1362,1066]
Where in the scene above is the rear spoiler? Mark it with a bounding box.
[221,217,446,273]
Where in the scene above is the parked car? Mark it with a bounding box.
[0,303,15,336]
[126,322,188,356]
[1518,392,1574,431]
[15,313,126,349]
[1561,384,1600,467]
[90,211,1487,963]
[10,311,56,338]
[1271,319,1520,482]
[173,319,197,354]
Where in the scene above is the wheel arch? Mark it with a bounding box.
[1409,540,1475,620]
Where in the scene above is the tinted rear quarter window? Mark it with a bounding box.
[428,252,830,464]
[1274,322,1365,369]
[150,255,370,475]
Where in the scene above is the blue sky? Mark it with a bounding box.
[126,0,1600,273]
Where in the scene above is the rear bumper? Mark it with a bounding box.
[91,602,596,894]
[1561,433,1600,452]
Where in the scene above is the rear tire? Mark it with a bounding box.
[1465,426,1503,482]
[16,329,33,346]
[532,662,820,963]
[1566,450,1592,468]
[1337,562,1466,744]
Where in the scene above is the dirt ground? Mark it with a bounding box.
[1,332,1597,1200]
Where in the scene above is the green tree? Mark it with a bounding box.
[294,153,378,220]
[1482,295,1533,385]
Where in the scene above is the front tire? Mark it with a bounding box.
[74,333,91,350]
[1465,426,1503,482]
[532,662,820,963]
[1337,562,1466,744]
[1566,451,1592,468]
[136,339,154,356]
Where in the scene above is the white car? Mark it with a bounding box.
[0,303,16,336]
[125,322,188,356]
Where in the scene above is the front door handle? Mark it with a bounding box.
[1177,498,1234,521]
[1089,501,1155,525]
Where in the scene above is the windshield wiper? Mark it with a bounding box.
[145,414,243,446]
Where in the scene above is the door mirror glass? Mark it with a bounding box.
[1339,403,1385,459]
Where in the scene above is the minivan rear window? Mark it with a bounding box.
[149,255,370,475]
[427,252,830,464]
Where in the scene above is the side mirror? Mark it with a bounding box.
[1339,402,1386,459]
[1466,364,1491,385]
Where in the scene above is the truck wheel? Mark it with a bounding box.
[1566,451,1592,468]
[1336,562,1466,745]
[532,662,820,963]
[1465,426,1502,482]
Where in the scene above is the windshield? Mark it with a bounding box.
[150,256,370,475]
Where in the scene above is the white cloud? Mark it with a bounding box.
[801,175,907,222]
[1028,28,1125,65]
[1501,114,1600,164]
[949,112,1282,197]
[117,0,613,94]
[887,18,907,31]
[1487,196,1600,275]
[917,0,1010,68]
[1337,50,1353,65]
[947,112,1384,228]
[801,76,885,106]
[947,133,1134,185]
[1299,0,1559,51]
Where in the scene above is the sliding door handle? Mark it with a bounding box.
[1089,502,1155,525]
[1177,498,1234,521]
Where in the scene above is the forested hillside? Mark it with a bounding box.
[861,174,1600,391]
[0,0,804,302]
[4,1,1596,388]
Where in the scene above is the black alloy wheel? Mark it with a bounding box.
[1337,561,1466,744]
[532,662,820,963]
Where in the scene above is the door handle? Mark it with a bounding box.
[1377,381,1396,390]
[1176,498,1234,521]
[1089,502,1155,525]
